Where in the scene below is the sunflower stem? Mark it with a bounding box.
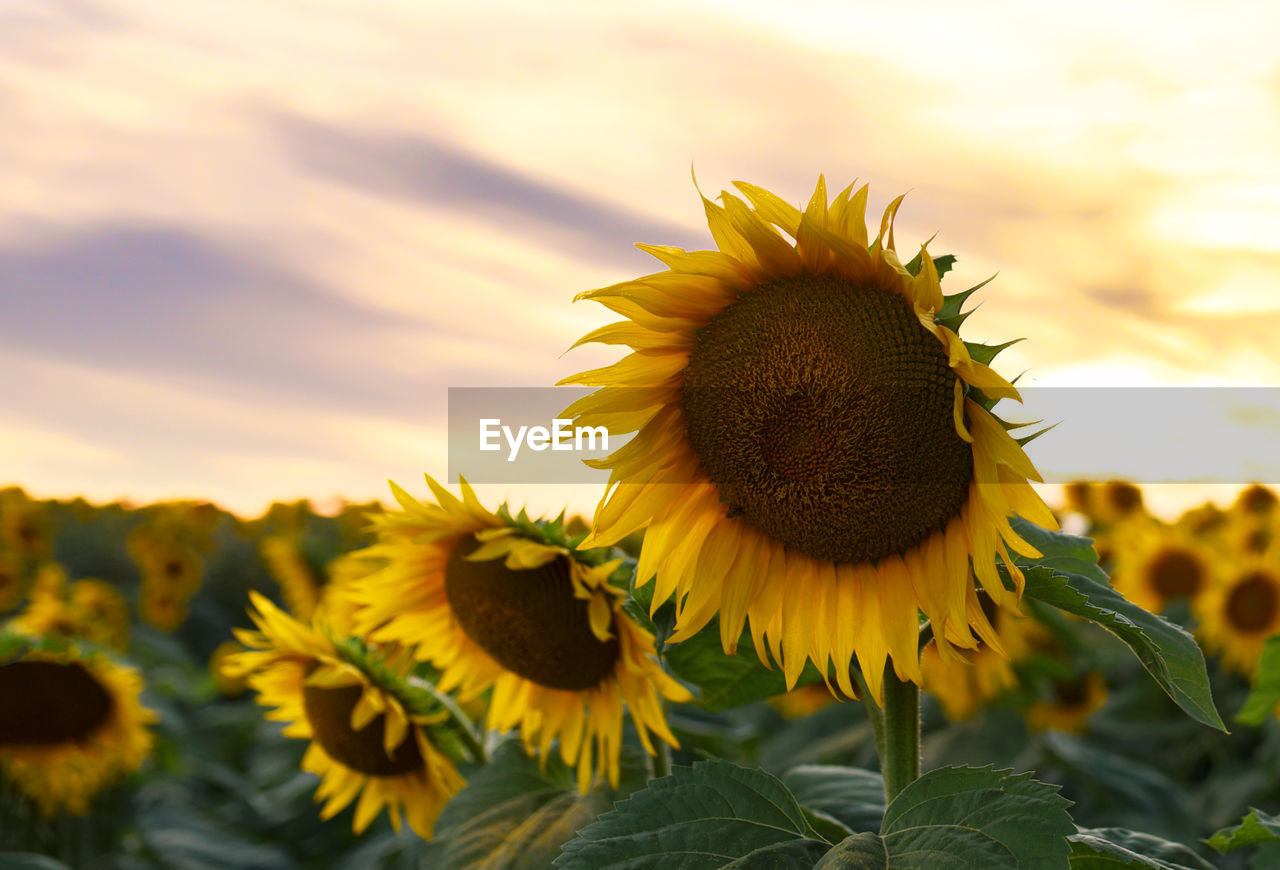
[878,662,920,805]
[650,742,671,780]
[458,722,488,765]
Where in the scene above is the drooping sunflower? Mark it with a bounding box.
[1109,518,1216,614]
[0,646,156,816]
[223,592,465,838]
[1024,672,1108,734]
[260,533,322,620]
[560,177,1056,701]
[920,594,1044,721]
[1196,559,1280,675]
[352,476,692,793]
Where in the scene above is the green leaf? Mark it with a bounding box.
[1069,828,1215,869]
[1237,635,1280,725]
[1008,517,1108,583]
[815,832,889,869]
[428,741,613,870]
[662,616,822,711]
[783,765,886,834]
[1016,565,1224,731]
[554,760,832,870]
[1208,808,1280,854]
[1007,518,1224,731]
[880,766,1075,870]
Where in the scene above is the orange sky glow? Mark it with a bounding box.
[2,1,1279,520]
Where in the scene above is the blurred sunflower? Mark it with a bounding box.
[0,490,52,562]
[209,639,248,697]
[133,542,204,597]
[1109,519,1215,614]
[920,594,1044,721]
[1234,484,1278,517]
[0,647,156,815]
[139,584,190,632]
[10,575,129,651]
[1025,672,1107,734]
[224,592,464,838]
[353,476,691,792]
[560,177,1054,701]
[0,551,26,614]
[1196,560,1280,675]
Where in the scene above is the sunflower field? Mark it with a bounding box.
[5,182,1280,870]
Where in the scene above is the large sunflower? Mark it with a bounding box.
[0,645,156,816]
[561,177,1055,701]
[224,592,464,838]
[1196,559,1280,675]
[352,476,691,793]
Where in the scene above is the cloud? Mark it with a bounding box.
[0,225,462,416]
[269,113,703,267]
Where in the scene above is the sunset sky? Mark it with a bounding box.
[3,0,1279,518]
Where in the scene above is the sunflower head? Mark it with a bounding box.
[9,575,130,651]
[1196,559,1280,675]
[352,475,691,793]
[1025,672,1108,734]
[226,592,466,838]
[0,645,156,816]
[561,177,1055,702]
[1110,518,1215,614]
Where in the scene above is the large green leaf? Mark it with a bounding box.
[1208,808,1280,854]
[1236,635,1280,725]
[880,766,1075,870]
[554,760,831,869]
[814,833,889,869]
[1069,829,1215,869]
[783,765,886,835]
[425,741,617,870]
[1007,519,1224,731]
[661,616,823,711]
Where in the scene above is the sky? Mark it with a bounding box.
[2,0,1280,518]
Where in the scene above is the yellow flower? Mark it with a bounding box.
[560,177,1054,702]
[1196,559,1280,676]
[353,476,692,793]
[1109,517,1215,614]
[0,489,52,562]
[768,682,838,719]
[921,595,1044,721]
[9,574,130,651]
[1025,672,1108,734]
[224,592,465,838]
[210,640,248,696]
[139,583,190,633]
[0,646,156,815]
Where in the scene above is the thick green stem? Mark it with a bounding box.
[878,662,920,804]
[650,742,671,780]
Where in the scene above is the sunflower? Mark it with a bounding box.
[560,177,1055,701]
[0,489,52,562]
[1109,518,1216,614]
[0,646,156,816]
[133,541,204,597]
[223,592,465,838]
[1235,484,1278,517]
[138,583,190,632]
[9,575,129,651]
[1196,559,1280,675]
[1024,672,1107,734]
[920,594,1044,721]
[0,551,26,615]
[209,640,248,697]
[352,475,691,793]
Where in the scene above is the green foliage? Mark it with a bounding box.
[782,765,885,835]
[1237,636,1280,725]
[554,760,832,869]
[422,741,641,870]
[1067,828,1215,869]
[1208,808,1280,854]
[879,765,1075,869]
[0,857,73,870]
[813,832,888,869]
[1010,519,1225,731]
